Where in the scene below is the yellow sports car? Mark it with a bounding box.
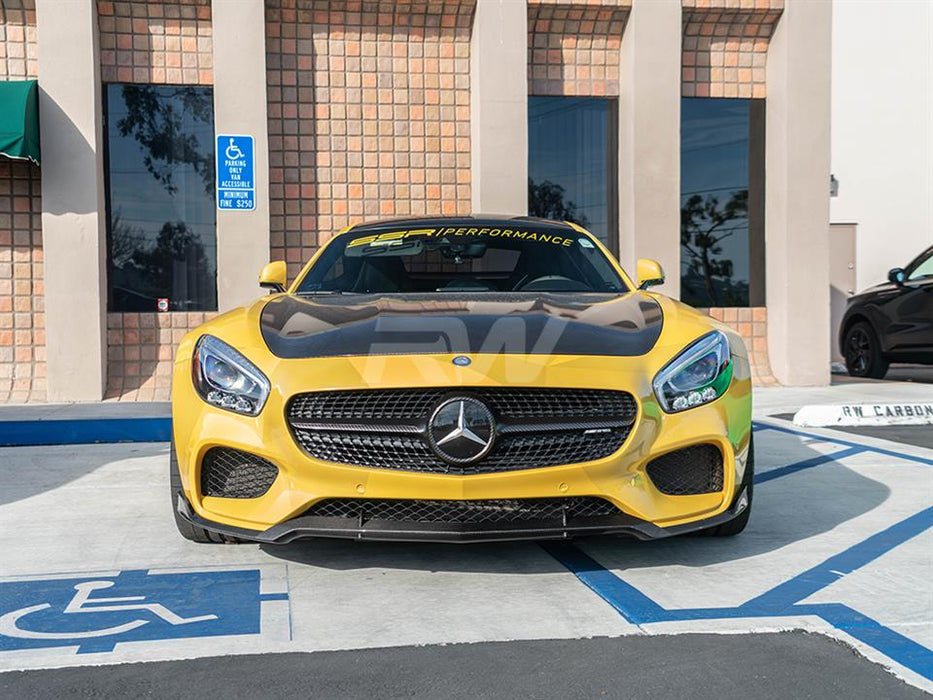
[171,216,753,544]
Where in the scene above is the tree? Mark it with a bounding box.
[528,178,589,227]
[130,221,208,284]
[116,85,215,197]
[680,189,748,307]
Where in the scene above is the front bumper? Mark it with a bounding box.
[175,485,751,544]
[172,349,753,541]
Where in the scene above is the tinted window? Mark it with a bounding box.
[105,84,217,312]
[680,98,765,307]
[528,97,618,253]
[297,226,628,294]
[907,250,933,281]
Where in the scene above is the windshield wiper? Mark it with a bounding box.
[295,290,344,296]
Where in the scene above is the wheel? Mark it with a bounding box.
[704,432,754,537]
[844,321,889,379]
[170,438,234,543]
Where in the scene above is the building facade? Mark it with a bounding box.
[0,0,832,403]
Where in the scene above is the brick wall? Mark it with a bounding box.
[681,0,783,98]
[99,0,214,400]
[98,0,213,85]
[265,0,475,280]
[105,311,214,401]
[0,0,44,403]
[706,307,777,386]
[527,0,630,97]
[0,0,37,79]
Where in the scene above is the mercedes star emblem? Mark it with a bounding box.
[427,397,495,465]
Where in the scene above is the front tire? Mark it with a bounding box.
[170,439,233,544]
[704,433,754,537]
[844,321,889,379]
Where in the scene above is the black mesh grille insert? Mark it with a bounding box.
[303,497,620,524]
[288,388,637,422]
[645,444,724,496]
[292,429,629,475]
[286,387,637,474]
[200,447,278,499]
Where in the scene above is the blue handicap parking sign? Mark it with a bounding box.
[216,134,255,211]
[0,568,287,654]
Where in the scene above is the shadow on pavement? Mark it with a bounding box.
[0,442,169,507]
[832,364,933,385]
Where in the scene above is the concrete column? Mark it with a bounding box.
[765,0,832,385]
[618,0,681,294]
[212,0,271,310]
[470,0,528,215]
[35,0,107,401]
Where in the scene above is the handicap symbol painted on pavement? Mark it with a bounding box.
[0,568,289,654]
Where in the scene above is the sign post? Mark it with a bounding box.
[216,134,255,211]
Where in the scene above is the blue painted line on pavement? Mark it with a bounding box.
[755,446,866,484]
[742,506,933,612]
[811,603,933,680]
[542,506,933,680]
[753,420,933,466]
[0,418,171,447]
[540,543,665,625]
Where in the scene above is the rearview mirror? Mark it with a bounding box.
[887,267,906,287]
[259,261,287,293]
[636,259,665,290]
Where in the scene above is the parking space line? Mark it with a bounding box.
[542,507,933,681]
[755,446,866,484]
[546,420,933,682]
[753,421,933,467]
[742,507,933,611]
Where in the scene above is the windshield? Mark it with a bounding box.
[296,225,629,294]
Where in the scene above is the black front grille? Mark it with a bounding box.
[286,388,637,475]
[288,388,636,422]
[303,497,620,524]
[645,444,724,496]
[200,447,278,499]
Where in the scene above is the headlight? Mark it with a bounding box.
[653,330,732,413]
[193,335,270,416]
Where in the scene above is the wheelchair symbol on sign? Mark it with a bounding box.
[225,138,245,161]
[0,580,217,640]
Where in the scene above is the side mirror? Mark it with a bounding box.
[259,261,287,293]
[636,259,665,290]
[888,267,906,287]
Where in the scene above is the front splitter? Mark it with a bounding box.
[176,490,749,545]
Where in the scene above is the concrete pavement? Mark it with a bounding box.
[0,383,931,696]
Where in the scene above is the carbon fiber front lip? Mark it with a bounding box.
[175,489,749,544]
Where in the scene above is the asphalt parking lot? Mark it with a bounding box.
[0,384,931,698]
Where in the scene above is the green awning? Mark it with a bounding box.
[0,80,40,164]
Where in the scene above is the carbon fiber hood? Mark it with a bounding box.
[259,292,663,359]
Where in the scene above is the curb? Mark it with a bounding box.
[0,418,172,447]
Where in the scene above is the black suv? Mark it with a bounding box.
[840,245,933,379]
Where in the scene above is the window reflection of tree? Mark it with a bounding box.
[111,216,210,310]
[528,178,590,228]
[108,85,216,311]
[116,85,215,196]
[680,189,749,307]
